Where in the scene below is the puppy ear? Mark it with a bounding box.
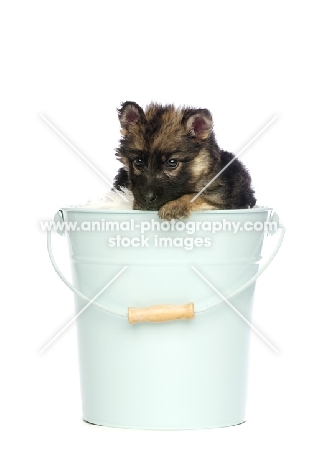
[183,109,213,140]
[118,101,145,135]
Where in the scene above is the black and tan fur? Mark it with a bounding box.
[114,101,256,219]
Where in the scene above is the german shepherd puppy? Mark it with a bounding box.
[114,101,256,219]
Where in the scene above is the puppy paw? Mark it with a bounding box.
[158,199,192,220]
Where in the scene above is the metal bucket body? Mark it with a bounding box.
[60,208,275,429]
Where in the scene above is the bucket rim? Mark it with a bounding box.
[59,207,274,215]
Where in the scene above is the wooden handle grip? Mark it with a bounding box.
[128,302,194,324]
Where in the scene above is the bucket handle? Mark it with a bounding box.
[47,222,285,319]
[195,222,285,312]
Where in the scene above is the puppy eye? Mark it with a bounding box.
[166,159,178,168]
[134,158,143,167]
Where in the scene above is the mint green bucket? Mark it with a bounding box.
[48,208,284,429]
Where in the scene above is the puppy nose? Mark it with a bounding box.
[142,191,157,203]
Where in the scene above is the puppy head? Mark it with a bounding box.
[116,101,217,210]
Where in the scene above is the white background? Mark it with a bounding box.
[1,1,310,466]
